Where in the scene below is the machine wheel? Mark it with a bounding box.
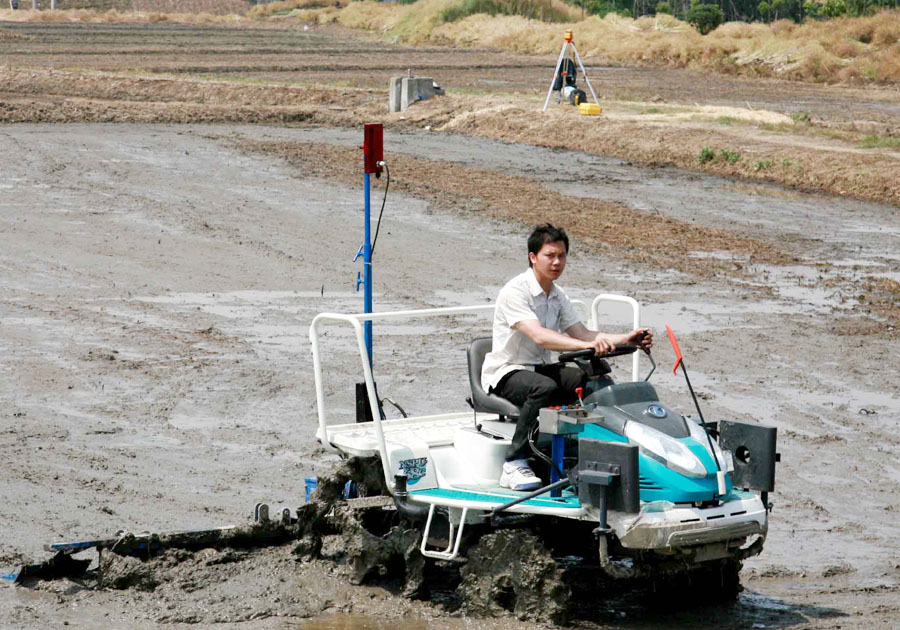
[703,558,743,601]
[457,529,570,623]
[652,558,743,603]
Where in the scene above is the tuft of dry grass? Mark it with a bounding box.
[247,0,346,19]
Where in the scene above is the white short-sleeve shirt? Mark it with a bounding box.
[481,268,582,391]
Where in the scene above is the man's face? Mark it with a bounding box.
[529,240,567,281]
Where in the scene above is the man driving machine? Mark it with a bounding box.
[482,224,653,491]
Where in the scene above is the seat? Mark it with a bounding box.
[466,337,520,420]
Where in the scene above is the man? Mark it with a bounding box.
[482,224,652,491]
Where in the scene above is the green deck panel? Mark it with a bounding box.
[410,486,582,509]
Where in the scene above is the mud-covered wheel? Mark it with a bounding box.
[457,530,570,624]
[704,558,743,601]
[653,558,743,603]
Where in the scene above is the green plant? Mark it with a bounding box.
[720,148,741,164]
[791,111,811,124]
[716,116,739,125]
[698,146,715,164]
[656,1,671,13]
[822,0,847,17]
[686,1,723,34]
[859,135,900,149]
[754,158,774,170]
[781,158,792,167]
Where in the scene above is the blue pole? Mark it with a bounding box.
[550,435,565,497]
[363,171,373,367]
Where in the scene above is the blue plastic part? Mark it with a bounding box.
[304,477,318,503]
[581,424,628,443]
[411,487,580,509]
[579,425,723,503]
[635,452,722,502]
[550,434,565,497]
[343,480,359,500]
[684,438,719,473]
[1,573,18,581]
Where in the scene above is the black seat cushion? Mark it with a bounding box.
[467,337,521,418]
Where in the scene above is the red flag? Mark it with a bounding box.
[666,324,683,375]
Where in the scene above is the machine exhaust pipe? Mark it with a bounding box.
[392,474,430,521]
[393,475,451,546]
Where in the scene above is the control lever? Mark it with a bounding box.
[575,386,584,408]
[635,330,657,381]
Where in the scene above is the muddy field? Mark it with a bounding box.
[0,17,899,630]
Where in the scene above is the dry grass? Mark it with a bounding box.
[0,7,250,23]
[284,4,900,84]
[132,0,248,14]
[0,27,29,39]
[247,0,346,19]
[339,0,461,43]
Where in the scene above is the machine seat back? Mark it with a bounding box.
[467,337,520,420]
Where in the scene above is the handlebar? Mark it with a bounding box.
[558,344,640,362]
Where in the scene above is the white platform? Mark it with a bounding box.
[324,411,501,457]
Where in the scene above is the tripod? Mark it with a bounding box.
[542,30,599,111]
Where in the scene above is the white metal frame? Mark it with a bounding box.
[310,305,495,490]
[309,296,640,492]
[590,294,641,382]
[420,505,469,560]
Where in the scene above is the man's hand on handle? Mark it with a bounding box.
[586,328,653,355]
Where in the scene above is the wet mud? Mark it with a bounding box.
[0,123,897,629]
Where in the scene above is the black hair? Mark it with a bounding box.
[527,224,569,267]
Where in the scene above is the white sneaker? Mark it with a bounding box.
[500,460,542,491]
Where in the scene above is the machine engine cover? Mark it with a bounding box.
[719,420,777,492]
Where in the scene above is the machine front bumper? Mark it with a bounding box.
[609,493,767,551]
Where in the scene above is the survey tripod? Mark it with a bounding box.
[542,30,599,111]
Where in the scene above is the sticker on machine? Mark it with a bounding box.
[399,457,428,485]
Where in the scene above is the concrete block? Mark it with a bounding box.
[389,76,404,113]
[396,77,444,112]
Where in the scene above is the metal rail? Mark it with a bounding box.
[590,294,641,382]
